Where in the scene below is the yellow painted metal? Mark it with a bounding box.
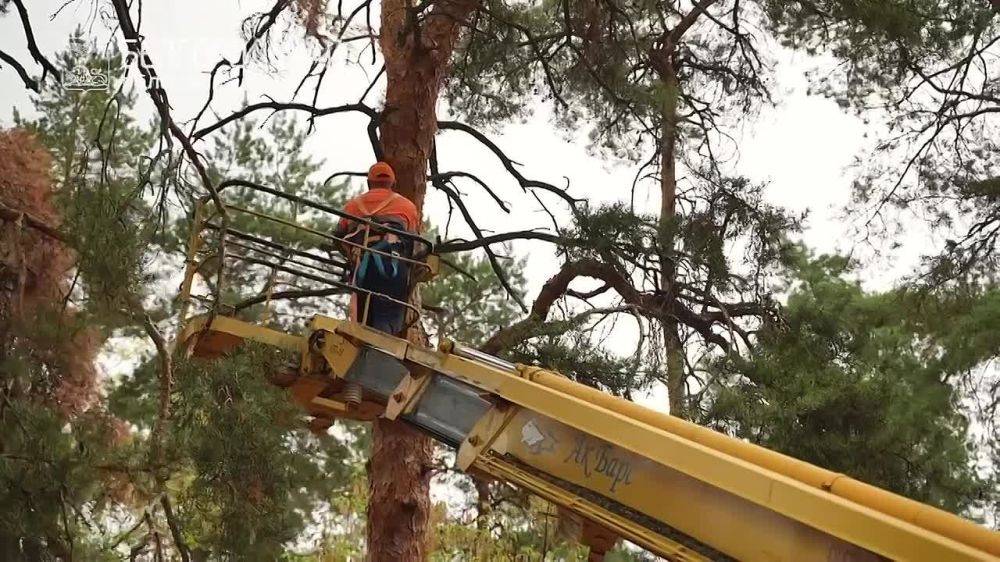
[289,375,335,415]
[494,409,878,561]
[175,199,207,329]
[416,253,440,281]
[179,314,306,353]
[181,315,999,561]
[316,329,360,378]
[331,326,992,561]
[456,403,518,471]
[384,371,433,420]
[311,396,349,414]
[474,455,712,562]
[519,365,1000,559]
[313,315,411,359]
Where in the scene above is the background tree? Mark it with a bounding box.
[704,247,997,518]
[446,0,801,420]
[0,41,151,556]
[765,1,1000,280]
[762,1,1000,519]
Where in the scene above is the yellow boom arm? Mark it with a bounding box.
[179,314,1000,562]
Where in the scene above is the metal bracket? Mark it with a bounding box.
[311,396,349,415]
[456,401,518,471]
[317,329,361,378]
[384,367,433,420]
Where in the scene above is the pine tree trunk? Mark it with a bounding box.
[658,65,686,419]
[367,0,476,559]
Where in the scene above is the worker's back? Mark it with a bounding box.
[337,162,419,336]
[340,188,419,234]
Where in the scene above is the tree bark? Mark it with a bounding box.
[367,0,477,560]
[658,64,686,419]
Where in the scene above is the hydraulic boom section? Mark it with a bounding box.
[178,314,1000,562]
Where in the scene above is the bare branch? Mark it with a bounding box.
[10,0,61,83]
[430,151,528,312]
[108,0,228,220]
[232,287,346,311]
[437,120,583,208]
[437,230,565,253]
[0,49,39,92]
[192,101,379,140]
[429,171,511,212]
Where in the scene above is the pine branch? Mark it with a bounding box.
[159,496,191,562]
[481,257,740,354]
[482,258,642,353]
[140,312,172,479]
[192,100,379,140]
[436,230,565,253]
[241,0,294,82]
[665,0,719,47]
[189,0,294,134]
[0,202,68,242]
[437,120,582,208]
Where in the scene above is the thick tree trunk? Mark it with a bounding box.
[367,0,476,560]
[658,65,686,419]
[367,417,434,561]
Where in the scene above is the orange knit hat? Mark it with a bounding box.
[368,162,396,187]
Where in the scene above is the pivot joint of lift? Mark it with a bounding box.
[456,399,519,472]
[384,365,434,420]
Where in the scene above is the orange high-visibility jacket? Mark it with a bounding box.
[338,188,420,234]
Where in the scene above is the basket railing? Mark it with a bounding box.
[176,181,436,330]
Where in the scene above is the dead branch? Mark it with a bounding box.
[192,100,379,140]
[429,171,511,212]
[110,0,233,306]
[0,202,68,242]
[0,48,39,92]
[9,0,61,83]
[437,120,582,208]
[241,0,294,82]
[436,230,565,253]
[430,149,527,311]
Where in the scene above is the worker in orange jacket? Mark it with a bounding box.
[335,162,419,335]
